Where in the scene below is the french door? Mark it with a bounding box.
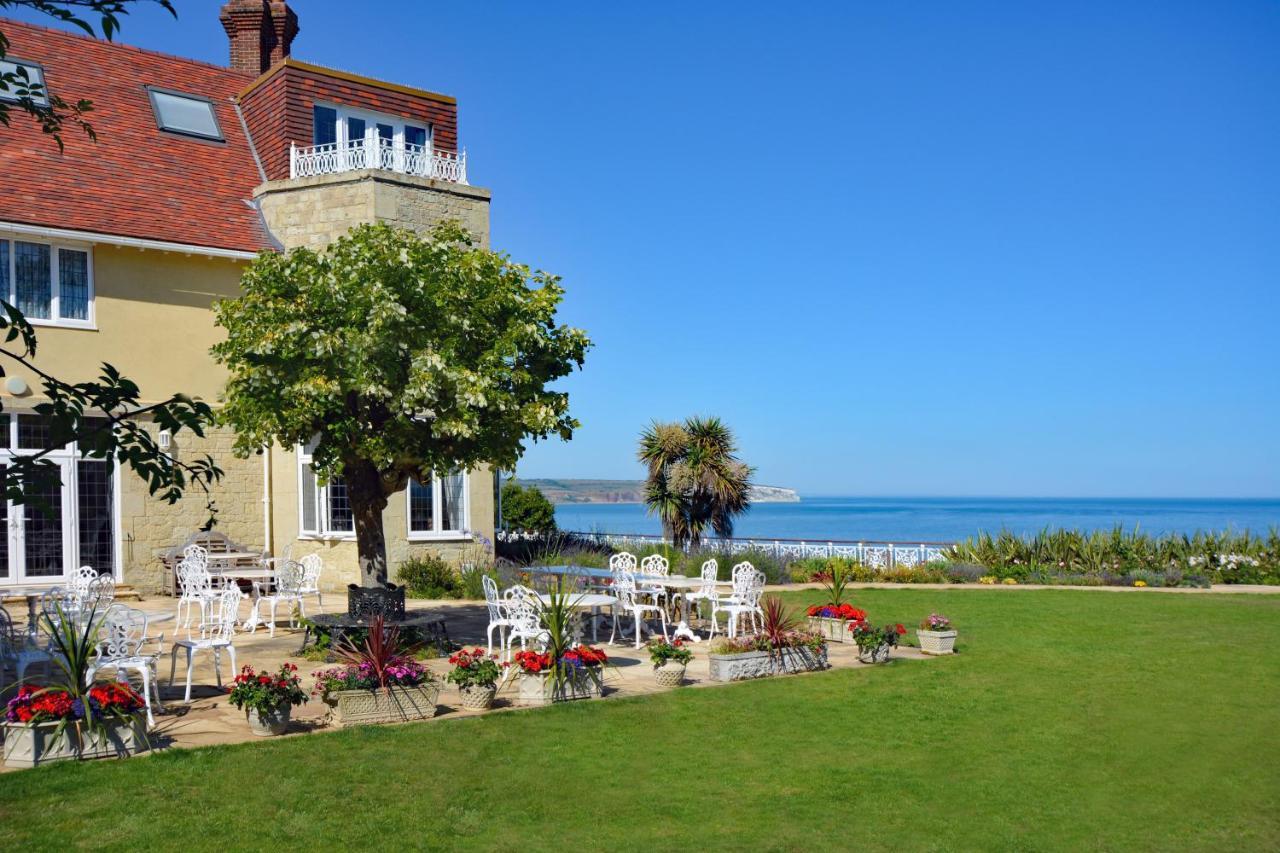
[0,415,116,587]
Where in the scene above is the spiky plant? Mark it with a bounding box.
[637,416,754,549]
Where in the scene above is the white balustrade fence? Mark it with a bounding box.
[290,138,468,184]
[498,530,952,569]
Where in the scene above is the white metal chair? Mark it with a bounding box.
[248,560,306,637]
[175,554,221,630]
[66,565,100,597]
[87,605,162,726]
[168,587,240,702]
[679,558,721,624]
[501,586,549,660]
[710,563,766,639]
[608,570,669,649]
[483,575,516,655]
[0,607,31,684]
[297,553,324,609]
[637,553,670,606]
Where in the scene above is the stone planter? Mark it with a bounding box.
[327,683,441,726]
[857,643,894,664]
[458,683,497,711]
[708,645,829,682]
[3,714,149,768]
[653,661,687,687]
[517,668,603,706]
[808,616,855,644]
[245,705,292,737]
[917,629,958,655]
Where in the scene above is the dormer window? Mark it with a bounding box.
[311,102,431,155]
[0,58,48,106]
[146,86,224,141]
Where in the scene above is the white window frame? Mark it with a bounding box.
[0,233,95,329]
[315,101,433,154]
[296,443,355,540]
[406,472,470,541]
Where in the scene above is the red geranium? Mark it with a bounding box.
[512,650,553,674]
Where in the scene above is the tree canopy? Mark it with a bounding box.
[500,479,557,533]
[213,221,590,585]
[638,416,754,549]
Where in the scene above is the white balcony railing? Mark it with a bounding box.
[289,136,468,185]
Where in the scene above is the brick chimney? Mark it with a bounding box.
[220,0,298,76]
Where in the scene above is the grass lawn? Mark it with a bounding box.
[2,589,1278,851]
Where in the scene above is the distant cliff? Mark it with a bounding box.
[519,479,800,504]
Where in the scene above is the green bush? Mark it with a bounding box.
[397,555,462,599]
[500,480,557,532]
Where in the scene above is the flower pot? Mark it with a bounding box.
[2,714,149,768]
[653,661,687,687]
[917,629,958,655]
[517,668,603,706]
[458,683,497,711]
[245,705,292,737]
[707,646,829,682]
[328,683,441,726]
[857,643,893,664]
[807,617,854,643]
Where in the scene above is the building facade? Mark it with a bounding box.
[0,1,495,593]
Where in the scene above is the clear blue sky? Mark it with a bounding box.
[12,1,1279,497]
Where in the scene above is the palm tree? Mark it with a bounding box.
[637,416,754,549]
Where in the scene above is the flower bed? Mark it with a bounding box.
[314,658,439,725]
[917,613,958,655]
[3,683,148,767]
[806,603,867,643]
[707,632,829,682]
[512,648,607,706]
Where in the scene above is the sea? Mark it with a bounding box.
[552,497,1280,543]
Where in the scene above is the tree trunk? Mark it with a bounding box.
[344,459,390,587]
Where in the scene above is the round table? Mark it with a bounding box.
[299,610,451,656]
[536,593,617,644]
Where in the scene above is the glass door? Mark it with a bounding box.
[0,414,116,587]
[15,459,72,581]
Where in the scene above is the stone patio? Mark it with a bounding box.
[5,592,935,760]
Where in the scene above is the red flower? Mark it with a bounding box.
[895,623,906,635]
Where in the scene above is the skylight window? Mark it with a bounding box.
[0,59,48,106]
[145,86,223,141]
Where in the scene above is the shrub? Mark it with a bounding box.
[397,555,461,599]
[500,480,557,532]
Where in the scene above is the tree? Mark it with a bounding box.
[638,416,754,549]
[0,1,175,150]
[0,1,221,525]
[500,479,557,532]
[212,221,591,587]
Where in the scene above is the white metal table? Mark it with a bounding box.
[535,592,618,644]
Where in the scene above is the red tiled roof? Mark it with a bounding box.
[0,19,271,253]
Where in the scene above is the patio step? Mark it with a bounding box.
[2,584,142,606]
